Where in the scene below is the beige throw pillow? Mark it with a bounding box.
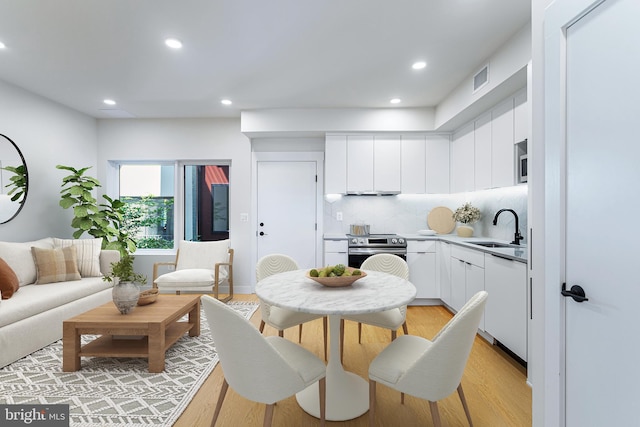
[53,238,103,277]
[31,246,82,284]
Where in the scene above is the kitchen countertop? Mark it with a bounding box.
[323,233,528,263]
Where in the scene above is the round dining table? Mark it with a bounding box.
[255,268,417,421]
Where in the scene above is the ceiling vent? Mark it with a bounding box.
[473,64,489,92]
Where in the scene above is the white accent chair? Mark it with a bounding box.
[201,295,327,427]
[340,254,410,362]
[153,240,233,302]
[256,254,328,359]
[368,291,488,427]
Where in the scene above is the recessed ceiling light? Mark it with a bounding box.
[0,42,6,49]
[165,38,183,49]
[103,99,116,106]
[390,98,402,104]
[221,99,232,106]
[412,61,427,70]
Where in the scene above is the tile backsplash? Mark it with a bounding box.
[324,185,528,244]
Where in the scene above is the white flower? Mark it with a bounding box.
[453,203,481,224]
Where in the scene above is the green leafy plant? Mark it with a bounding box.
[102,254,147,285]
[453,202,481,224]
[57,164,136,256]
[1,164,27,203]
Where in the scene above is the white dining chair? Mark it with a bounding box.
[201,295,327,427]
[340,254,409,362]
[257,254,328,359]
[368,291,488,427]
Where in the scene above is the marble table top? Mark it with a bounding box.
[255,269,417,316]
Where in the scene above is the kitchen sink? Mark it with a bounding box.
[466,241,521,248]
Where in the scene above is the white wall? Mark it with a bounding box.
[96,118,253,292]
[0,79,98,242]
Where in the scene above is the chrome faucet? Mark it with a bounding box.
[493,209,523,245]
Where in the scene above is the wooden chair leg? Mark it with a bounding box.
[369,380,376,427]
[340,319,345,364]
[278,330,284,338]
[457,384,474,427]
[358,322,363,343]
[319,377,326,427]
[402,321,408,336]
[175,290,181,295]
[323,317,328,361]
[259,320,266,333]
[210,378,229,427]
[298,324,303,343]
[401,392,405,404]
[391,330,397,341]
[429,401,442,427]
[263,403,275,427]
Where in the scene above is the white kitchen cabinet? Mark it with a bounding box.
[437,241,451,306]
[374,135,401,193]
[474,112,492,190]
[513,89,529,144]
[451,123,475,193]
[484,253,527,361]
[406,240,437,299]
[425,135,450,193]
[324,239,348,266]
[450,245,485,330]
[401,136,427,194]
[346,135,374,193]
[325,135,347,194]
[491,97,516,188]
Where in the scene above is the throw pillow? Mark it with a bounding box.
[53,238,103,277]
[0,238,55,286]
[0,257,20,299]
[31,246,82,284]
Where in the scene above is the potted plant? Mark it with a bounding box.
[103,254,147,314]
[57,164,136,256]
[452,202,481,237]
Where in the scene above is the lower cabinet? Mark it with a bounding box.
[484,253,528,361]
[437,241,451,306]
[323,239,348,266]
[450,245,485,331]
[406,240,437,299]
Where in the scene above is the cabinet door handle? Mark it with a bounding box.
[491,253,513,261]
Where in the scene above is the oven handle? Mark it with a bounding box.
[348,248,407,256]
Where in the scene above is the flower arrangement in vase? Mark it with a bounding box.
[452,203,481,237]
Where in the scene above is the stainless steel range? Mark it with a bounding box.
[347,234,407,268]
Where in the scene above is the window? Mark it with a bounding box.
[118,164,175,249]
[116,162,230,250]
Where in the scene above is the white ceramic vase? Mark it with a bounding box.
[112,281,140,314]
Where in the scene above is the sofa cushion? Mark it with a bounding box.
[0,258,19,299]
[31,246,82,284]
[53,238,103,277]
[0,238,54,286]
[0,277,112,328]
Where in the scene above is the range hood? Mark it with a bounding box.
[345,190,400,196]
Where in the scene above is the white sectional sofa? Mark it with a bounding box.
[0,238,119,368]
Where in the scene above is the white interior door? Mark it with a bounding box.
[551,0,640,425]
[256,160,319,270]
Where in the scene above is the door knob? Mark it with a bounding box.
[561,283,589,303]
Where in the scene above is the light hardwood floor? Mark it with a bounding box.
[175,294,532,427]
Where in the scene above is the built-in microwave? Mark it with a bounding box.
[519,154,528,183]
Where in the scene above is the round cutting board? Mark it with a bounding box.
[427,206,455,234]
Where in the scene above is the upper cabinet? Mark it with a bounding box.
[326,134,448,195]
[450,89,529,192]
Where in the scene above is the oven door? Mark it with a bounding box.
[347,248,407,268]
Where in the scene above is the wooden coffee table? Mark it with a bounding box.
[63,294,200,373]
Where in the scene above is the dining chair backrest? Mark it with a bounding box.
[396,291,488,401]
[360,253,409,280]
[201,295,309,403]
[256,254,298,281]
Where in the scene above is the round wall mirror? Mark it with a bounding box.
[0,134,28,224]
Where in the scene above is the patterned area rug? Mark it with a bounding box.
[0,301,259,427]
